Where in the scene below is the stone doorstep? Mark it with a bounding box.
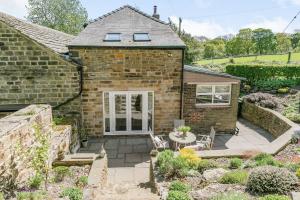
[52,153,99,166]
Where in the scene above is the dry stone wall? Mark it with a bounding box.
[0,105,71,184]
[241,100,292,138]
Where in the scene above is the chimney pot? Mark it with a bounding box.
[152,5,160,19]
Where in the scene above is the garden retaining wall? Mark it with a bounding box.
[241,100,292,138]
[0,105,71,184]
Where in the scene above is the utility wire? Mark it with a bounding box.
[283,10,300,32]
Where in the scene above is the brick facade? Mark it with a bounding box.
[183,74,240,134]
[69,47,183,136]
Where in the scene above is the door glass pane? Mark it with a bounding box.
[148,92,153,131]
[115,94,127,131]
[104,93,110,132]
[131,94,143,131]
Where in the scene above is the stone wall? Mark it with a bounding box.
[0,20,81,117]
[69,47,183,136]
[0,105,71,184]
[183,83,240,134]
[241,100,292,138]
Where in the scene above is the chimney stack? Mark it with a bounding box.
[152,5,160,19]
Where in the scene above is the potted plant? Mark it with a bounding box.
[177,126,191,137]
[80,129,88,148]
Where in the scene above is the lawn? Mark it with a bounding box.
[196,52,300,65]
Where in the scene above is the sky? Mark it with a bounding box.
[1,0,300,38]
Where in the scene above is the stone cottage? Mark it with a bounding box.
[0,5,242,141]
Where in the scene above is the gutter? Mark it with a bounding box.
[179,49,185,119]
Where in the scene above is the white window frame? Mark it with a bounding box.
[196,84,231,106]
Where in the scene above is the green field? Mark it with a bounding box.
[196,53,300,65]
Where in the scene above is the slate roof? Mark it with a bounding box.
[69,5,185,48]
[0,11,75,54]
[184,65,246,80]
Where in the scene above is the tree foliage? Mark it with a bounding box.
[26,0,88,35]
[276,33,291,53]
[252,28,276,54]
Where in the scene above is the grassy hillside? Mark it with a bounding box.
[196,53,300,65]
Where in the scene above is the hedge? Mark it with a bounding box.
[226,64,300,83]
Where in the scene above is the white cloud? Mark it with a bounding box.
[0,0,28,19]
[243,17,289,33]
[170,16,234,39]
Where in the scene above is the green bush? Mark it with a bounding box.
[284,162,300,172]
[254,79,298,91]
[167,191,191,200]
[259,194,290,200]
[247,166,298,194]
[219,170,248,185]
[17,191,46,200]
[76,176,88,188]
[253,153,280,167]
[197,159,218,173]
[28,173,43,189]
[53,166,70,182]
[157,150,190,178]
[211,192,250,200]
[60,187,83,200]
[157,150,175,174]
[277,87,289,94]
[229,158,243,169]
[169,181,191,193]
[0,193,4,200]
[226,64,300,83]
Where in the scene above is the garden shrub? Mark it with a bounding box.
[277,87,289,94]
[157,150,190,178]
[219,170,248,185]
[211,192,250,200]
[244,93,280,109]
[167,191,191,200]
[17,191,46,200]
[253,153,280,167]
[157,150,175,175]
[53,166,70,182]
[60,187,83,200]
[284,162,300,172]
[179,148,201,169]
[247,166,298,194]
[296,168,300,178]
[76,176,88,188]
[259,194,290,200]
[225,64,300,84]
[197,159,218,173]
[254,79,298,91]
[28,173,43,189]
[229,158,243,169]
[0,193,3,200]
[169,181,191,193]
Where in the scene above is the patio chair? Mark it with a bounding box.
[150,132,170,150]
[196,126,216,150]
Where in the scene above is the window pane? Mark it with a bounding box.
[134,33,150,41]
[196,95,213,104]
[197,86,212,93]
[148,92,153,131]
[104,92,110,132]
[214,94,230,104]
[104,33,121,41]
[215,85,230,93]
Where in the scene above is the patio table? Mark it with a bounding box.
[169,131,197,150]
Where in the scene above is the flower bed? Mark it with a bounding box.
[151,144,300,200]
[11,165,90,200]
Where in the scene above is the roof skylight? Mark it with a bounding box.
[104,33,121,42]
[133,33,150,41]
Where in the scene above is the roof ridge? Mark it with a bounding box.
[90,4,169,25]
[0,11,74,38]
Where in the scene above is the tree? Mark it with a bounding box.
[27,0,88,35]
[236,28,253,55]
[225,37,241,56]
[275,33,291,53]
[252,28,276,54]
[291,33,300,49]
[169,19,203,64]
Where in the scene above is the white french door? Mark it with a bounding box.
[103,91,154,135]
